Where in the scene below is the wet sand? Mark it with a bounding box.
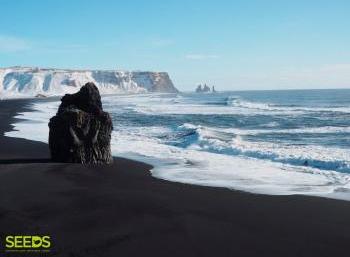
[1,99,350,257]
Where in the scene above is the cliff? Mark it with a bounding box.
[0,67,178,98]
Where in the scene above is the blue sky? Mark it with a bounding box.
[0,0,349,91]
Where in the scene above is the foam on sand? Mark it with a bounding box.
[6,98,350,201]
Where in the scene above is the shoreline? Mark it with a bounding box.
[1,99,350,256]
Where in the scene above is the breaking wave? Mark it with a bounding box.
[177,123,350,173]
[6,90,350,200]
[226,96,350,113]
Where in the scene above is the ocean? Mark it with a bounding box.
[7,89,350,200]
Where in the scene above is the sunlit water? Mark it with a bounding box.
[6,89,350,200]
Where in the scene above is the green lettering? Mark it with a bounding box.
[32,236,42,248]
[23,236,31,248]
[5,236,14,248]
[14,236,23,248]
[41,236,51,248]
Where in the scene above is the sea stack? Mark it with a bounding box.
[195,84,216,93]
[48,82,113,164]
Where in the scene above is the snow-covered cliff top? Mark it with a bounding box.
[0,67,178,99]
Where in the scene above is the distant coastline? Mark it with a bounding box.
[0,66,178,99]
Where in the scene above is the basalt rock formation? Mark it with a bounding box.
[48,82,113,164]
[195,84,213,93]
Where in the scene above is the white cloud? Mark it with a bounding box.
[0,35,31,53]
[185,54,219,60]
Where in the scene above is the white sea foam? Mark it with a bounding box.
[227,96,350,113]
[111,128,350,198]
[5,101,59,142]
[104,93,297,115]
[181,122,350,136]
[180,123,350,172]
[5,95,350,201]
[106,94,350,116]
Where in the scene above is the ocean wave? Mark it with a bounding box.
[178,123,350,173]
[226,126,350,135]
[6,93,350,200]
[226,96,350,113]
[226,96,273,110]
[110,129,350,198]
[181,122,350,136]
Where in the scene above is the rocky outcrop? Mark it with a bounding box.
[0,67,179,98]
[195,84,215,93]
[132,72,178,93]
[48,82,113,164]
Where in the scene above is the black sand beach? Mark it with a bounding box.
[1,99,350,257]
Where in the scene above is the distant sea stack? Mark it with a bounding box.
[0,67,178,98]
[195,84,217,93]
[48,82,113,164]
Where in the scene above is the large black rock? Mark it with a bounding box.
[49,82,113,164]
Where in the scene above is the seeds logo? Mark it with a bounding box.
[3,235,51,253]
